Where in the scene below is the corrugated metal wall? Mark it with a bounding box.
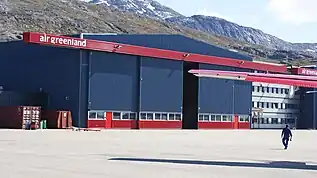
[88,51,139,112]
[84,34,252,117]
[0,91,49,108]
[0,41,82,127]
[198,64,251,115]
[299,88,317,129]
[140,57,182,112]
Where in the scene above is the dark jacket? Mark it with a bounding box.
[281,127,293,138]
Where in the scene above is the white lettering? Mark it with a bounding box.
[299,68,317,76]
[38,34,87,47]
[40,35,44,42]
[50,37,55,44]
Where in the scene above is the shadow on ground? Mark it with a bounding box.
[109,157,317,171]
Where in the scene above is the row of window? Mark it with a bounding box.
[252,101,299,109]
[252,86,289,94]
[252,118,296,124]
[198,114,250,122]
[139,112,182,121]
[88,111,182,121]
[88,111,250,122]
[88,111,105,120]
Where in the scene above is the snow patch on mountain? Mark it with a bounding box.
[85,0,182,19]
[80,0,316,57]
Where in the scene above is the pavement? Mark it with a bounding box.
[0,129,316,178]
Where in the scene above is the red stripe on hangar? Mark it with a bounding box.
[23,32,288,73]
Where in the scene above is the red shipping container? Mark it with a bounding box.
[41,110,72,129]
[0,106,41,129]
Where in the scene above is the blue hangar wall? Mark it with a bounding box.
[299,67,317,129]
[0,41,88,127]
[0,34,252,128]
[83,34,252,119]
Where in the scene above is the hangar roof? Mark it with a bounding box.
[23,32,288,73]
[80,33,252,62]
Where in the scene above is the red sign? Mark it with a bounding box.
[22,32,288,73]
[292,68,317,76]
[39,33,87,47]
[23,32,114,51]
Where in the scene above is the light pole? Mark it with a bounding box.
[232,80,235,129]
[305,90,316,129]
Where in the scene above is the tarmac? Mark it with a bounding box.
[0,129,316,178]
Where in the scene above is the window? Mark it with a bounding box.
[130,113,136,120]
[239,115,249,122]
[262,87,265,93]
[168,113,175,120]
[280,118,286,124]
[274,103,278,109]
[203,114,209,121]
[260,118,268,124]
[113,112,121,120]
[198,114,204,121]
[88,111,96,119]
[266,87,270,93]
[215,115,221,122]
[122,113,129,120]
[96,111,104,119]
[285,89,289,94]
[275,88,279,93]
[162,113,168,120]
[155,113,161,120]
[210,115,216,122]
[175,114,182,121]
[257,86,260,92]
[227,115,233,122]
[266,102,269,108]
[222,115,229,122]
[140,113,146,120]
[272,118,278,124]
[147,113,154,120]
[281,89,284,94]
[252,86,255,92]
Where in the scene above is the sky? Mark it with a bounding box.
[155,0,317,43]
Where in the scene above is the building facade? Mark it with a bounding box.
[251,82,300,129]
[1,32,315,130]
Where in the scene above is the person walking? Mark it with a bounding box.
[281,125,293,150]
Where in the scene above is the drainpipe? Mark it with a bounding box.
[313,89,316,130]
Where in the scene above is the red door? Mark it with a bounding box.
[105,112,112,129]
[234,115,239,129]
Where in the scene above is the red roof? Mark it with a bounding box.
[22,32,288,73]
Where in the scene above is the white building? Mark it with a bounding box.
[251,82,300,129]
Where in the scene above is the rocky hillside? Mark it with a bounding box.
[0,0,315,65]
[88,0,182,19]
[83,0,317,63]
[165,15,317,54]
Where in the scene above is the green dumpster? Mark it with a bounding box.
[40,120,43,129]
[43,120,47,129]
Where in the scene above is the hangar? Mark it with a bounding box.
[2,31,313,130]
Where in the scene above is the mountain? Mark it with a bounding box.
[84,0,317,60]
[87,0,182,19]
[165,15,317,54]
[0,0,315,65]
